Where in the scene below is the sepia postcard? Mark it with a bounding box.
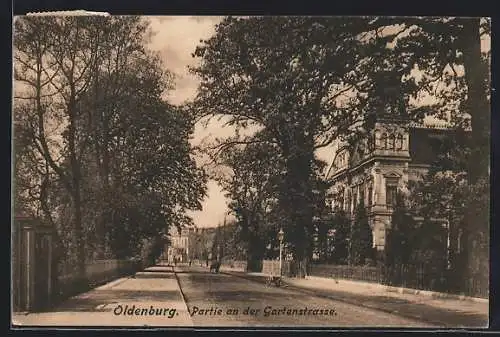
[11,14,490,329]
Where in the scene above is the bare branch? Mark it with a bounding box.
[314,113,364,149]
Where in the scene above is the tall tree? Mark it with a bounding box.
[73,16,161,257]
[349,199,373,266]
[14,16,106,280]
[190,16,489,278]
[210,139,283,271]
[311,162,334,263]
[13,16,207,278]
[190,16,378,276]
[331,210,350,265]
[385,193,417,284]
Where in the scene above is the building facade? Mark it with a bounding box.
[323,68,465,253]
[165,226,218,263]
[325,113,460,252]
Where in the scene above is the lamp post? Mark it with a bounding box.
[327,228,336,262]
[278,228,284,277]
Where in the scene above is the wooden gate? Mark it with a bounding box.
[12,218,26,311]
[12,216,54,312]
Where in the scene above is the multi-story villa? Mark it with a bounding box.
[324,73,463,253]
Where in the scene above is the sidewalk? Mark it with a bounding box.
[220,267,489,328]
[12,264,193,327]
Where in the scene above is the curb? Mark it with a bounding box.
[279,282,449,327]
[172,267,194,326]
[383,285,488,303]
[305,276,488,304]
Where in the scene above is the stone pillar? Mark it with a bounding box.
[373,216,390,250]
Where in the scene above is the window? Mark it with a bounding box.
[396,134,404,150]
[381,133,388,149]
[388,134,395,150]
[352,187,358,211]
[336,188,344,210]
[368,185,373,206]
[386,184,397,207]
[359,182,365,205]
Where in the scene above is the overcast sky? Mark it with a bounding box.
[146,16,337,228]
[147,16,235,228]
[145,16,490,229]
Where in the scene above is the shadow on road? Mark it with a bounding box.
[285,283,489,328]
[221,271,488,328]
[174,271,227,276]
[132,273,175,279]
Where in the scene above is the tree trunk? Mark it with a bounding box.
[280,134,314,278]
[72,188,86,281]
[68,94,86,282]
[459,17,490,298]
[461,18,490,184]
[93,64,111,259]
[101,103,112,256]
[93,105,107,259]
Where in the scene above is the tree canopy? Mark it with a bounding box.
[190,16,490,278]
[13,16,207,274]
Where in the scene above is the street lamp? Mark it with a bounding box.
[327,229,336,261]
[278,228,284,277]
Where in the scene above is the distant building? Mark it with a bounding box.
[166,227,195,263]
[165,226,218,263]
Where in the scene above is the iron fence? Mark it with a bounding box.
[220,259,248,271]
[381,264,488,298]
[310,264,383,283]
[310,263,488,299]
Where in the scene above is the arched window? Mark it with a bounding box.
[380,133,388,149]
[334,187,345,210]
[388,134,395,150]
[360,182,365,205]
[367,182,373,206]
[375,131,381,148]
[396,134,404,150]
[351,186,358,212]
[346,190,351,213]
